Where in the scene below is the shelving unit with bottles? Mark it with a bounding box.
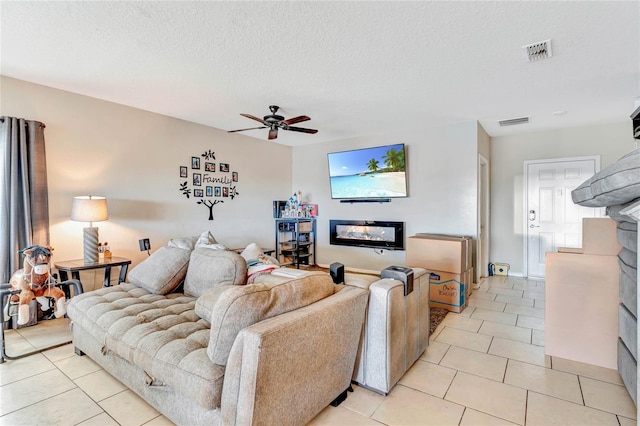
[275,218,316,269]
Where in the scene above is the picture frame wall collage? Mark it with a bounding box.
[178,149,240,220]
[181,155,239,199]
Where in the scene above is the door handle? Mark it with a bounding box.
[529,224,540,228]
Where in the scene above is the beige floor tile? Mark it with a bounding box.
[75,369,128,402]
[523,290,545,300]
[55,352,102,379]
[516,315,544,331]
[478,321,532,344]
[99,389,160,426]
[0,352,55,386]
[460,408,518,425]
[488,287,523,297]
[459,306,476,317]
[1,332,37,358]
[504,304,545,319]
[489,337,547,367]
[485,279,514,289]
[512,281,545,292]
[494,294,534,307]
[399,359,457,398]
[526,391,619,425]
[341,384,385,417]
[309,405,383,425]
[0,368,76,416]
[551,356,623,385]
[42,342,76,362]
[421,340,451,364]
[504,360,582,404]
[440,345,507,382]
[534,299,545,308]
[445,372,526,425]
[435,327,493,353]
[0,387,102,426]
[372,384,464,426]
[531,329,545,346]
[580,376,637,419]
[429,322,445,343]
[78,413,120,426]
[470,291,497,301]
[143,415,176,425]
[618,416,637,426]
[468,298,506,312]
[470,308,518,326]
[440,313,483,332]
[15,318,72,350]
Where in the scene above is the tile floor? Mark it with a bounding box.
[0,276,636,425]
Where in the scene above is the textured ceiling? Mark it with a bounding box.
[1,1,639,146]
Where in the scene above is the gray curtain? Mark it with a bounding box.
[0,116,50,283]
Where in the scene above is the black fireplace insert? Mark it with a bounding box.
[329,220,404,250]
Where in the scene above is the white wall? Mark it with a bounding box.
[1,77,292,289]
[490,121,636,275]
[292,122,480,271]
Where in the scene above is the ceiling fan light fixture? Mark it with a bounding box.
[228,105,317,140]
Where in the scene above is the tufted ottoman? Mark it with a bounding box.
[68,284,225,409]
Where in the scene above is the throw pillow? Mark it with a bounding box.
[167,236,199,251]
[204,272,335,366]
[195,231,218,248]
[183,249,247,297]
[128,246,191,294]
[240,242,263,261]
[571,148,640,207]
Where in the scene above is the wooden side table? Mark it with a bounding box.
[55,256,132,287]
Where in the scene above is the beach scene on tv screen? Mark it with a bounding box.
[328,144,407,198]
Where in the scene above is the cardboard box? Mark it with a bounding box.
[414,234,472,271]
[429,270,466,313]
[464,267,473,298]
[407,235,468,273]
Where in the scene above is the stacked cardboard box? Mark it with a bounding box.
[407,234,474,313]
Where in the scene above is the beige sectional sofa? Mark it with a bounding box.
[67,246,368,426]
[344,268,430,395]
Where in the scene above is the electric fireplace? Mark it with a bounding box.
[329,220,405,250]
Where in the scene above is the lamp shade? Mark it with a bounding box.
[71,196,109,222]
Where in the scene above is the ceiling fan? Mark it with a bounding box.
[228,105,318,140]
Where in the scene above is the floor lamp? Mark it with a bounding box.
[71,195,109,264]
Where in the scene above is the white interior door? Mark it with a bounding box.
[526,157,599,278]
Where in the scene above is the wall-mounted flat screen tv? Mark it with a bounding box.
[327,143,408,200]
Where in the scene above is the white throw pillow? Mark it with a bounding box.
[240,242,263,261]
[167,236,199,251]
[195,231,218,248]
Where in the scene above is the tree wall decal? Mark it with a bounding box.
[177,148,239,220]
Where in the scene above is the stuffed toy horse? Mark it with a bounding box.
[7,245,66,326]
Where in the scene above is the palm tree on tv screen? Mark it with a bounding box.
[367,158,379,172]
[382,148,405,172]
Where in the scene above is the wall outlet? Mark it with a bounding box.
[139,238,150,251]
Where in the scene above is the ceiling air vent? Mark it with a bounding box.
[498,117,530,127]
[523,39,552,62]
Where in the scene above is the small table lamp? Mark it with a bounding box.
[71,195,108,264]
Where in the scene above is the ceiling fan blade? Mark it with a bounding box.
[227,126,267,133]
[240,113,268,125]
[268,127,279,140]
[283,115,311,125]
[287,126,318,134]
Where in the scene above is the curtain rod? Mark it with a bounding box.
[0,117,46,128]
